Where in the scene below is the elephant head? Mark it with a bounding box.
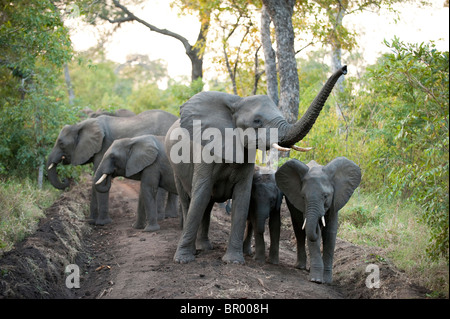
[94,135,159,193]
[275,157,361,242]
[46,119,105,189]
[178,66,348,161]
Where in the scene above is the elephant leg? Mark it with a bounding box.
[322,215,338,284]
[165,193,179,218]
[133,195,146,229]
[156,188,167,220]
[222,164,254,264]
[286,199,307,269]
[243,219,253,256]
[253,220,266,263]
[88,184,99,224]
[196,199,214,251]
[268,207,281,265]
[174,171,213,263]
[307,228,324,283]
[174,177,190,230]
[95,189,112,225]
[142,185,160,232]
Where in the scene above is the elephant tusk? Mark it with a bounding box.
[321,216,326,227]
[272,143,291,152]
[48,163,54,170]
[95,173,108,185]
[291,145,313,152]
[302,218,307,230]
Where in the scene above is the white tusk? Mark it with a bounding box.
[302,218,307,230]
[321,216,326,227]
[95,173,108,185]
[272,143,291,152]
[291,145,313,152]
[48,163,54,170]
[61,155,66,160]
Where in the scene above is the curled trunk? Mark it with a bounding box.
[46,150,70,190]
[279,65,347,147]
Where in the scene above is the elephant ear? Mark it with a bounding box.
[323,157,361,212]
[275,159,310,212]
[125,137,159,177]
[72,119,104,165]
[179,91,242,162]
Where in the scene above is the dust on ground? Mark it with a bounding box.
[0,177,430,299]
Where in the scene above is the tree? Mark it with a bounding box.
[91,0,214,82]
[0,0,74,186]
[261,0,299,124]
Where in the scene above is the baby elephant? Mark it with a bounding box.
[243,167,283,264]
[275,157,361,284]
[94,135,178,232]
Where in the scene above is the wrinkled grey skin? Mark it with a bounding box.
[46,110,178,225]
[243,168,283,264]
[165,66,347,264]
[94,135,178,232]
[275,157,361,284]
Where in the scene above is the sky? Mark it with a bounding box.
[67,0,449,84]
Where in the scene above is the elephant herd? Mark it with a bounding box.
[46,65,361,284]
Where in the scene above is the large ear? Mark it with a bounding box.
[275,159,310,212]
[72,119,104,165]
[125,137,159,177]
[323,157,361,212]
[180,91,242,161]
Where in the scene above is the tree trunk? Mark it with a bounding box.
[64,63,75,105]
[262,0,299,124]
[330,7,345,119]
[260,4,278,106]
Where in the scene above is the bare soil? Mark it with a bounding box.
[0,177,430,300]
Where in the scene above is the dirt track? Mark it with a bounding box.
[0,177,428,300]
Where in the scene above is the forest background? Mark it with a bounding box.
[0,0,448,297]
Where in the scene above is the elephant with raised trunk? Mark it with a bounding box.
[165,66,347,264]
[46,110,178,225]
[243,167,283,264]
[275,157,361,283]
[94,135,178,232]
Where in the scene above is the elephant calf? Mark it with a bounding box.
[94,135,178,232]
[243,167,283,264]
[275,157,361,284]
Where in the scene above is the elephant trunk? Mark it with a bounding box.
[304,201,325,243]
[278,65,347,147]
[46,149,70,190]
[94,173,112,193]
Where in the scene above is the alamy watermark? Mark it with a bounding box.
[65,264,80,289]
[365,264,381,289]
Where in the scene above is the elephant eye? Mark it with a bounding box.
[253,118,262,127]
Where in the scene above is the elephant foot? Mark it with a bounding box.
[133,220,145,229]
[143,224,160,232]
[86,218,96,225]
[222,250,245,264]
[95,217,113,226]
[267,256,279,265]
[254,252,265,264]
[323,270,333,284]
[196,238,213,251]
[309,267,324,284]
[174,248,196,264]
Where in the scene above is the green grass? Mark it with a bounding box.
[339,190,449,298]
[0,178,60,254]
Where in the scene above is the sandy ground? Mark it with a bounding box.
[0,177,429,302]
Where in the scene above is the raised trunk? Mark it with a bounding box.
[278,65,347,147]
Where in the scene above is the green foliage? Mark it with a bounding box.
[0,0,75,179]
[0,177,59,254]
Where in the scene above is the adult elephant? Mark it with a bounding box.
[275,157,361,283]
[46,110,178,225]
[165,66,347,264]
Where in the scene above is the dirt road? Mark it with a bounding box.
[0,177,428,300]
